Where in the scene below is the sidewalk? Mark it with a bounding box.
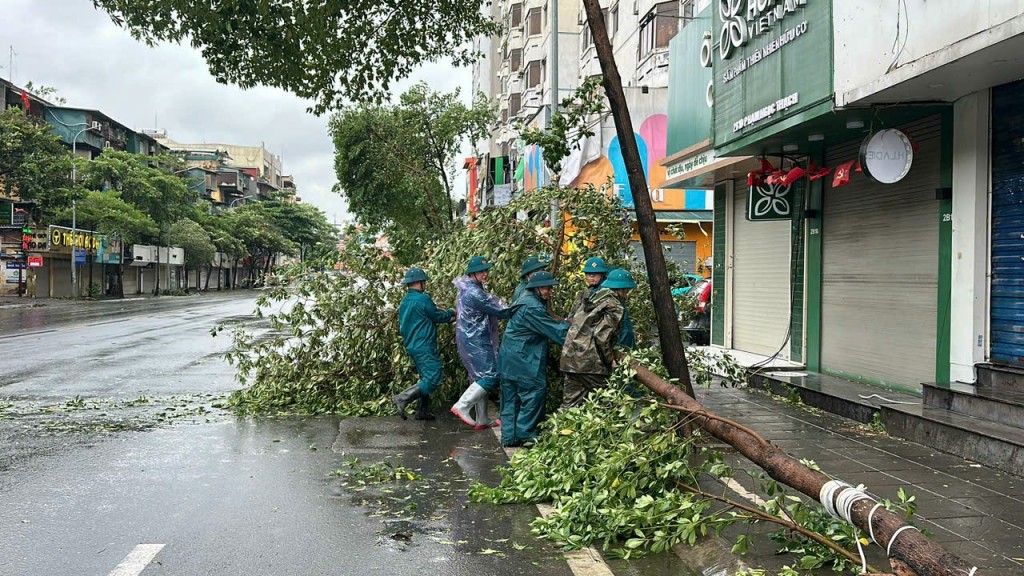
[695,383,1024,575]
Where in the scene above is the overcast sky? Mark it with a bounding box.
[1,0,472,226]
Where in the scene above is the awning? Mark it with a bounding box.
[629,210,713,223]
[660,140,754,189]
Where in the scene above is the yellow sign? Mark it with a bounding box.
[48,226,101,254]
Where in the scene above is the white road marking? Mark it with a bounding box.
[720,476,770,508]
[108,544,165,576]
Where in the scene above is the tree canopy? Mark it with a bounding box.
[77,149,195,227]
[92,0,499,113]
[0,108,74,220]
[329,82,492,263]
[169,218,216,271]
[54,190,158,245]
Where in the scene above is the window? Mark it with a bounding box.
[610,5,619,36]
[510,3,523,27]
[502,108,509,124]
[527,8,542,36]
[681,0,693,23]
[638,2,679,58]
[526,61,542,88]
[509,93,522,116]
[581,8,607,48]
[510,48,523,73]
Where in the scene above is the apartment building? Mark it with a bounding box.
[471,0,713,273]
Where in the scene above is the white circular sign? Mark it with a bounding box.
[859,129,914,184]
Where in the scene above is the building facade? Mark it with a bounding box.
[470,0,714,274]
[662,1,1024,398]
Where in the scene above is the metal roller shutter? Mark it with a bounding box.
[731,183,792,358]
[821,116,941,391]
[990,81,1024,367]
[631,240,698,273]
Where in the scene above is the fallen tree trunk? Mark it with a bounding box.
[631,362,977,576]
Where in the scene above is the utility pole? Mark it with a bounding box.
[70,122,100,299]
[580,0,694,396]
[548,0,561,228]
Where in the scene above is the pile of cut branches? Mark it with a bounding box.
[219,185,660,415]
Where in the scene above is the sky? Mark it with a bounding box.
[0,0,473,227]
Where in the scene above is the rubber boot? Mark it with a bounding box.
[450,383,488,428]
[415,395,435,421]
[392,384,421,420]
[474,395,499,429]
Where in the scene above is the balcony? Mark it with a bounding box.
[524,36,545,65]
[636,48,671,85]
[506,27,525,51]
[522,86,544,111]
[216,172,240,190]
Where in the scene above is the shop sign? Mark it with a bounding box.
[721,20,809,84]
[27,256,43,268]
[747,181,793,221]
[733,92,799,132]
[859,129,914,184]
[4,262,25,284]
[719,0,808,61]
[666,149,716,180]
[711,0,830,150]
[48,225,101,255]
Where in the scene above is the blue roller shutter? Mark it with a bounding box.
[991,80,1024,366]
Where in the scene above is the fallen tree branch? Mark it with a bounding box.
[631,361,978,576]
[656,401,770,449]
[670,479,875,572]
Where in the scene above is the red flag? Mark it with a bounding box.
[832,160,855,188]
[20,90,30,111]
[765,169,787,185]
[747,172,763,187]
[780,166,806,186]
[757,158,774,174]
[854,160,863,174]
[807,163,832,181]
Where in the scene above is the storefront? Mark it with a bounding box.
[660,0,958,387]
[818,116,944,392]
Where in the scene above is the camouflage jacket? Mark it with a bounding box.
[559,288,625,375]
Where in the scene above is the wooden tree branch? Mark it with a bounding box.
[656,402,770,449]
[631,361,977,576]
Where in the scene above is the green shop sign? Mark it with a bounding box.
[747,181,796,221]
[710,0,832,151]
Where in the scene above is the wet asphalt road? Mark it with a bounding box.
[0,293,582,576]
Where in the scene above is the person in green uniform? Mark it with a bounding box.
[511,256,549,305]
[498,271,570,447]
[567,256,609,320]
[393,267,455,421]
[606,268,637,349]
[559,269,635,407]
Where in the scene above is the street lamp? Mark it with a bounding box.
[70,122,100,298]
[228,197,246,209]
